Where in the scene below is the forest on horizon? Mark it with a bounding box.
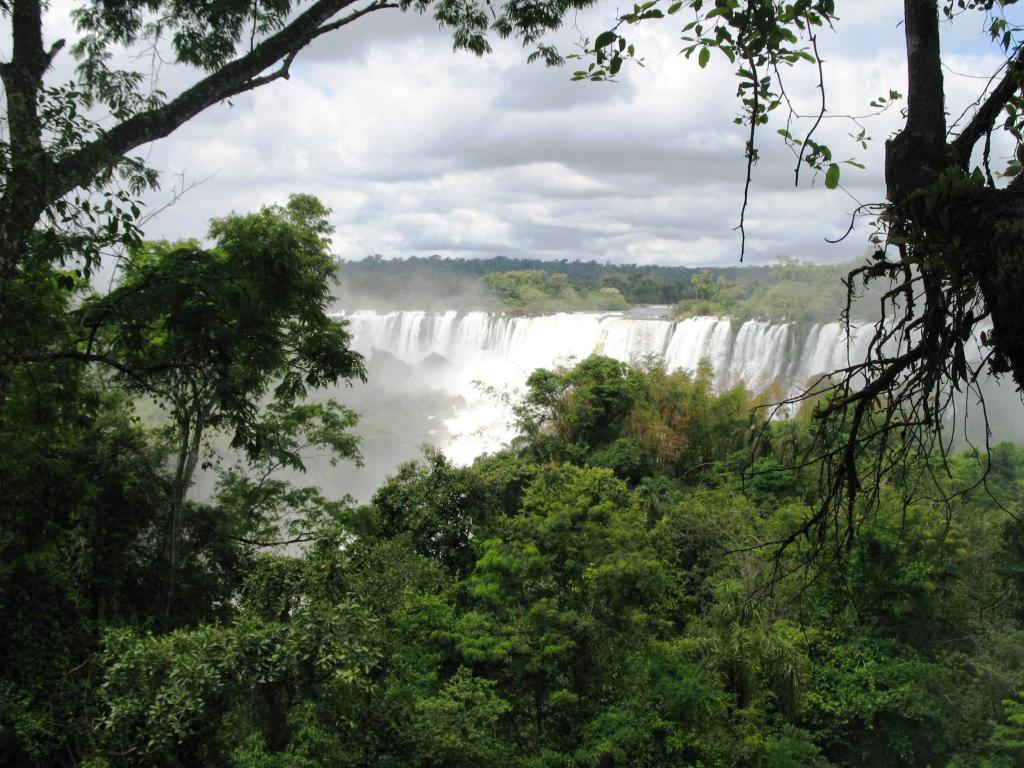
[334,255,878,323]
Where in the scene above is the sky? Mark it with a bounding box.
[34,0,1023,267]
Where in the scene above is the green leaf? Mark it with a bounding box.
[594,31,616,49]
[825,163,840,189]
[698,47,710,69]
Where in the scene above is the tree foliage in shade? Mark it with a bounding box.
[59,357,1024,767]
[3,336,1024,766]
[0,194,372,763]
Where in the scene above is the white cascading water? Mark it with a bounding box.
[336,309,876,465]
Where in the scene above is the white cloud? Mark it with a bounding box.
[29,0,1019,267]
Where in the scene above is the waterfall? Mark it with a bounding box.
[335,310,875,464]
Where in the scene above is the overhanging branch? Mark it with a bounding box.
[51,0,398,199]
[952,53,1024,169]
[312,1,399,39]
[237,3,399,93]
[8,349,177,392]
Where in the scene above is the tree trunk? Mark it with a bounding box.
[886,0,947,202]
[885,1,1024,393]
[162,402,208,627]
[0,0,58,351]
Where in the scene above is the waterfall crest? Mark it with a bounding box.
[336,309,874,464]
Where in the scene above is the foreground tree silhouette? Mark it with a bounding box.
[581,0,1024,539]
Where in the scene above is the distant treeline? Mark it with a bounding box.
[335,254,879,322]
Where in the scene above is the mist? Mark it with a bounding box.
[189,261,1024,508]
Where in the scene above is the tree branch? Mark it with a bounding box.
[735,53,758,263]
[51,0,398,198]
[312,1,399,39]
[228,533,316,547]
[43,38,65,70]
[886,1,947,203]
[237,49,301,92]
[794,12,826,186]
[9,349,177,391]
[952,53,1024,169]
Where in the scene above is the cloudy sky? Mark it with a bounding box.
[38,1,1021,266]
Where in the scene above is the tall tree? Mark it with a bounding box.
[79,193,364,623]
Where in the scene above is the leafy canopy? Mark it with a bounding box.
[80,193,365,458]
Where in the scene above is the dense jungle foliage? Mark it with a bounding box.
[4,260,1024,767]
[5,0,1024,761]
